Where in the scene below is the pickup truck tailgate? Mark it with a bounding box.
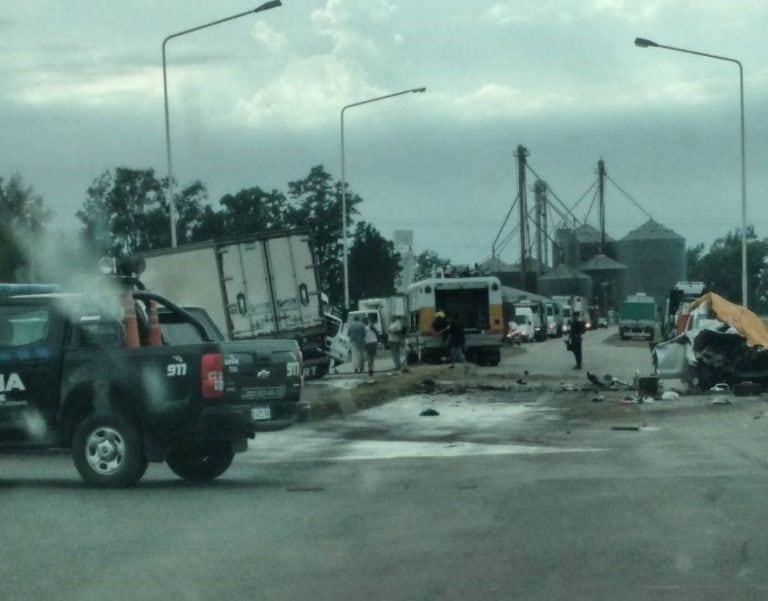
[220,340,305,429]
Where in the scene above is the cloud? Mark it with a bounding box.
[7,66,158,108]
[233,54,378,128]
[250,21,288,53]
[449,84,574,120]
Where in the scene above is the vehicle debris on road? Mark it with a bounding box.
[653,293,768,391]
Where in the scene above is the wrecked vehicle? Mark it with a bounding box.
[652,292,768,390]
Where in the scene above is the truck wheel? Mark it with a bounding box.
[72,413,148,488]
[488,351,501,367]
[165,443,235,481]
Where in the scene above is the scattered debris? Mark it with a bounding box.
[414,379,437,393]
[419,408,440,417]
[592,394,606,403]
[710,383,730,393]
[524,370,530,376]
[618,394,640,405]
[607,377,631,389]
[661,391,680,401]
[711,397,732,405]
[587,372,606,389]
[612,426,641,431]
[515,378,527,385]
[636,376,660,398]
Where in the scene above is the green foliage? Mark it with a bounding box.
[76,164,374,306]
[216,187,289,237]
[0,174,52,281]
[414,249,452,281]
[348,221,401,303]
[285,165,361,305]
[78,168,208,256]
[686,227,768,309]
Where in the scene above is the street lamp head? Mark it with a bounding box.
[411,87,427,93]
[255,0,282,12]
[634,37,659,48]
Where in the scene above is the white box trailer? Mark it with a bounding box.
[348,296,407,343]
[136,229,330,378]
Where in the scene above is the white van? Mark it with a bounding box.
[511,309,535,342]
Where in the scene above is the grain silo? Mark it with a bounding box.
[537,264,593,300]
[616,219,685,307]
[579,253,626,312]
[556,224,618,268]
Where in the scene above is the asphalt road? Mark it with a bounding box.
[3,328,767,601]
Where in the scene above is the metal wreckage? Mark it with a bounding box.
[653,292,768,391]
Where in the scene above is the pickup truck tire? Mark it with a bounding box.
[72,413,148,488]
[165,443,235,481]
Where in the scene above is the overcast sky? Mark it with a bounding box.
[2,0,768,265]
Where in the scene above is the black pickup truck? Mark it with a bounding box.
[0,285,304,487]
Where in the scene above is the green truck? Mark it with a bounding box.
[619,293,657,341]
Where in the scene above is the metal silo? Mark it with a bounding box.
[579,254,626,313]
[538,264,593,300]
[616,219,685,307]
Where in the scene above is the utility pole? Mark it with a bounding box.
[598,159,606,254]
[534,179,548,273]
[516,145,529,288]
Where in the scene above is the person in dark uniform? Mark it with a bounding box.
[447,312,467,369]
[567,311,585,369]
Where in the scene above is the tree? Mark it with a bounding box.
[216,187,290,237]
[285,165,361,305]
[686,227,768,308]
[348,221,401,303]
[78,168,207,256]
[0,174,52,281]
[414,249,452,281]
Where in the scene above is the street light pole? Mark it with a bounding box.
[339,87,426,311]
[634,37,747,307]
[162,1,282,248]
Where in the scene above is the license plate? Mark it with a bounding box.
[251,406,272,421]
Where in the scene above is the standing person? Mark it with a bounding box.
[567,311,585,369]
[347,317,367,374]
[431,310,449,359]
[448,312,467,369]
[388,313,406,372]
[364,318,380,376]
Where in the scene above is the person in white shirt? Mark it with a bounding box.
[388,314,405,372]
[364,318,380,376]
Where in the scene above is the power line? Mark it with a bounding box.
[606,174,654,221]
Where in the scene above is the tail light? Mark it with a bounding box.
[201,353,224,400]
[299,350,304,390]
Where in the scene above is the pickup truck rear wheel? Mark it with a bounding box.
[72,413,148,488]
[165,443,235,481]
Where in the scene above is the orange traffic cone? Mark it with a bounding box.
[147,299,162,346]
[122,292,140,348]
